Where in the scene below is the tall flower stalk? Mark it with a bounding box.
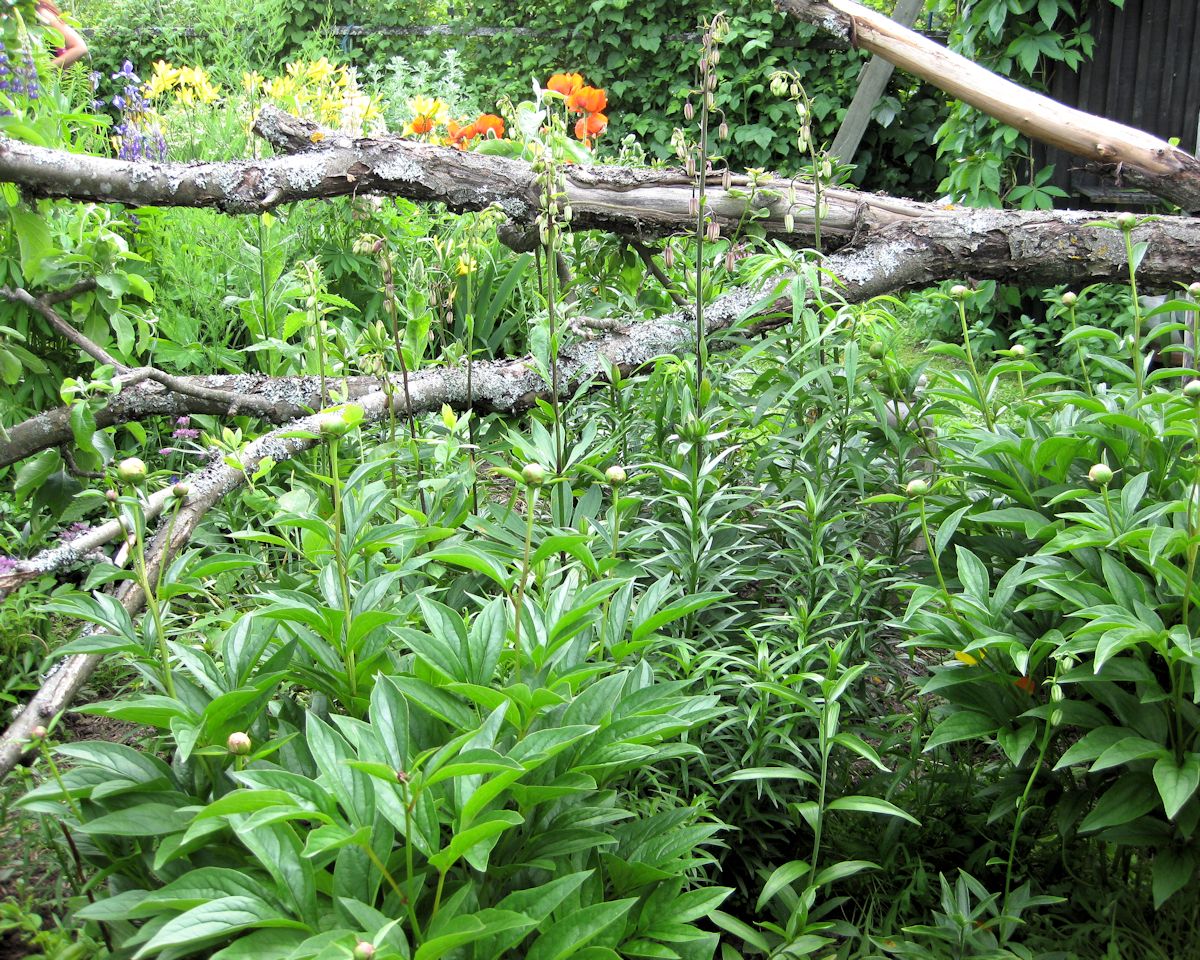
[685,15,728,408]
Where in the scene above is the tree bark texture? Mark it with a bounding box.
[0,108,938,248]
[777,0,1200,211]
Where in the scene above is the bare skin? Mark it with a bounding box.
[35,3,88,68]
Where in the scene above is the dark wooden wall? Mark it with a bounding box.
[1037,0,1200,207]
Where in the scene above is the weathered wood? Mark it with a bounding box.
[828,0,925,167]
[778,0,1200,210]
[0,110,939,249]
[0,374,388,470]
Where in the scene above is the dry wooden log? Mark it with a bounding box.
[0,109,938,248]
[777,0,1200,210]
[5,203,1200,473]
[0,374,390,468]
[0,486,175,598]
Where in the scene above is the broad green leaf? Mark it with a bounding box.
[525,898,637,960]
[756,859,811,910]
[1079,775,1160,833]
[134,895,307,958]
[923,711,996,752]
[1153,755,1200,820]
[414,909,534,960]
[825,795,920,824]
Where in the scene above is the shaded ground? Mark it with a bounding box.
[0,712,148,959]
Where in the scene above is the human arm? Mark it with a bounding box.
[37,7,88,68]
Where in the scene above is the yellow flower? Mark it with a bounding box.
[456,255,477,276]
[144,60,180,98]
[264,75,296,100]
[306,57,336,83]
[953,649,985,665]
[406,96,450,135]
[242,71,264,94]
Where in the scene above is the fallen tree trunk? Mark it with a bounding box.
[6,205,1200,470]
[777,0,1200,211]
[0,374,390,469]
[0,113,937,248]
[0,486,175,597]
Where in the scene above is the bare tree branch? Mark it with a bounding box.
[0,286,125,369]
[0,113,938,248]
[0,486,174,598]
[0,373,390,468]
[777,0,1200,210]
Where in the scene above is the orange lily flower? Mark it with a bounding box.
[547,73,583,97]
[568,86,607,114]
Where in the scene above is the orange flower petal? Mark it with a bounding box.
[584,111,608,136]
[547,72,583,96]
[475,113,504,138]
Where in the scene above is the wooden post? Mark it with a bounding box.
[829,0,925,167]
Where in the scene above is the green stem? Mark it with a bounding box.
[432,869,446,920]
[128,492,176,699]
[329,437,357,705]
[1123,228,1145,402]
[1066,304,1094,398]
[396,779,424,942]
[39,739,81,820]
[694,89,710,407]
[957,299,993,430]
[1100,485,1119,540]
[512,486,539,665]
[1003,722,1051,899]
[361,842,406,907]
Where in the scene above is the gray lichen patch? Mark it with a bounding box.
[369,147,423,184]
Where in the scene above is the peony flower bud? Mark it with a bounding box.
[172,482,189,500]
[30,725,47,741]
[1010,344,1026,357]
[949,284,970,301]
[1060,291,1077,307]
[605,465,627,486]
[1088,463,1113,485]
[1185,380,1200,402]
[353,942,376,959]
[1116,212,1137,231]
[1190,282,1200,299]
[905,478,929,498]
[868,341,885,360]
[226,731,252,756]
[521,463,546,486]
[117,457,147,485]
